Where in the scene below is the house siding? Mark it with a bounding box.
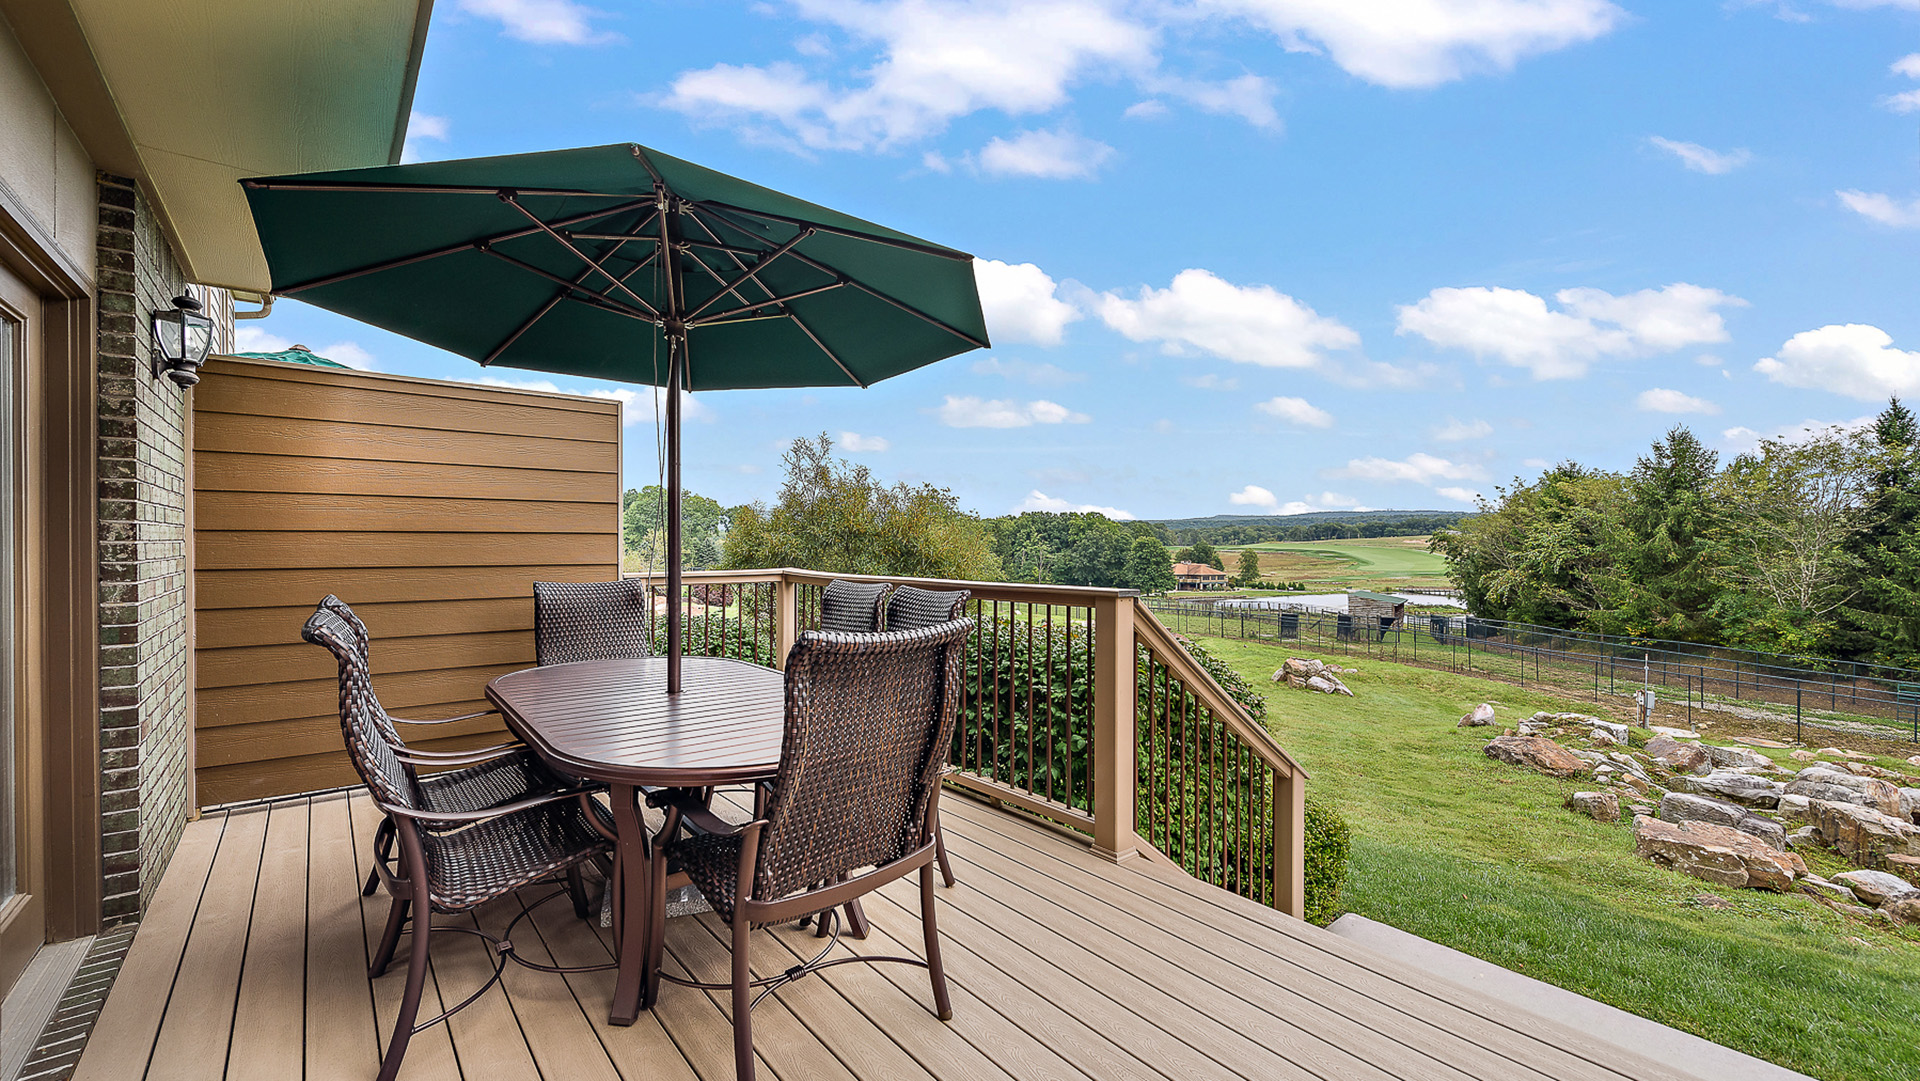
[95,174,200,920]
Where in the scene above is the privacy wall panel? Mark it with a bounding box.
[192,357,621,805]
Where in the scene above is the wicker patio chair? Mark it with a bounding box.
[881,586,971,888]
[663,618,972,1081]
[303,602,615,1081]
[312,597,584,901]
[818,578,892,633]
[533,578,653,664]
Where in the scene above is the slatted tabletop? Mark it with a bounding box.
[486,656,787,786]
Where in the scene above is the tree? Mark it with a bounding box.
[1122,534,1175,593]
[721,434,999,580]
[1174,539,1223,570]
[1233,548,1263,587]
[1837,398,1920,665]
[623,485,728,571]
[1615,426,1723,640]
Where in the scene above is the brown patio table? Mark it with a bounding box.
[485,655,785,1025]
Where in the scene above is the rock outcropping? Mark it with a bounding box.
[1633,817,1806,891]
[1483,735,1589,778]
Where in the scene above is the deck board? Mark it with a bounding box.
[73,790,1701,1081]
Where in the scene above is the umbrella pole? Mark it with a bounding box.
[665,336,683,695]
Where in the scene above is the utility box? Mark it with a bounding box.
[1634,688,1657,727]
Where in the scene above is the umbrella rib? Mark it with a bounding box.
[274,199,651,295]
[690,281,846,326]
[784,310,866,388]
[697,203,989,350]
[501,193,661,318]
[244,179,637,198]
[678,210,782,315]
[481,248,659,323]
[691,199,972,261]
[483,263,602,365]
[682,228,815,321]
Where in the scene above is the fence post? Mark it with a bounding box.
[1092,595,1138,865]
[1796,682,1802,744]
[1272,764,1306,921]
[773,574,798,670]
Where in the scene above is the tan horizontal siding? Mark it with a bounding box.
[193,357,620,805]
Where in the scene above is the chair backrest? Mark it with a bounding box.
[884,585,970,631]
[533,578,652,665]
[818,578,891,633]
[301,597,421,812]
[752,619,972,905]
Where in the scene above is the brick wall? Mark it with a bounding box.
[95,173,194,921]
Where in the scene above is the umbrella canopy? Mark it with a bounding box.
[242,143,990,690]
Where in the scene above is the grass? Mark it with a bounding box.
[1216,535,1453,590]
[1199,634,1920,1081]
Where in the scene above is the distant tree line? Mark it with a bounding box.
[1169,513,1469,547]
[986,511,1175,593]
[1435,400,1920,667]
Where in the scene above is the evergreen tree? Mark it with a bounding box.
[1837,399,1920,665]
[1616,426,1723,641]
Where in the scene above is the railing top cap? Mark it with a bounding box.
[629,567,1140,599]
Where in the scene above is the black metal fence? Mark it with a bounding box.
[1146,600,1920,745]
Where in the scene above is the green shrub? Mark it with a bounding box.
[1175,635,1267,721]
[1303,796,1352,926]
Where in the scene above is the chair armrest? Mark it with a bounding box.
[392,742,524,767]
[379,787,593,824]
[388,708,500,726]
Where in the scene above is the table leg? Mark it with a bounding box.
[608,783,651,1026]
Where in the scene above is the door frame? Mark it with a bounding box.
[0,196,103,969]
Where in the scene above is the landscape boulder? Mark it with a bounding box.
[1799,875,1858,904]
[1886,898,1920,926]
[1706,745,1773,770]
[1457,702,1497,727]
[1650,726,1701,740]
[1644,737,1710,775]
[1586,719,1630,743]
[1787,826,1820,849]
[1483,735,1589,779]
[1777,794,1812,823]
[1735,736,1791,748]
[1566,791,1620,822]
[1672,770,1784,809]
[1807,799,1920,867]
[1633,817,1806,891]
[1305,674,1354,696]
[1830,869,1918,907]
[1783,767,1903,817]
[1658,792,1787,850]
[1884,853,1920,878]
[1900,789,1920,823]
[1791,749,1820,762]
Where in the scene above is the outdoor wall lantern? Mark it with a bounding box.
[152,293,212,388]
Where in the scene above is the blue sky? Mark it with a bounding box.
[238,0,1920,521]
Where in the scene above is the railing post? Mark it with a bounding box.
[1092,595,1138,864]
[773,573,797,670]
[1273,764,1305,920]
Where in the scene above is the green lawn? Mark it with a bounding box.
[1215,536,1453,590]
[1199,635,1920,1081]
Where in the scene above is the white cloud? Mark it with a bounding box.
[1332,452,1485,484]
[1432,416,1493,441]
[1753,324,1920,401]
[1635,387,1721,414]
[1720,414,1875,454]
[1895,53,1920,79]
[1182,373,1239,390]
[476,377,710,424]
[1254,395,1335,427]
[1837,190,1920,227]
[921,150,953,173]
[1015,490,1135,518]
[660,1,1153,151]
[459,0,618,45]
[1124,99,1171,119]
[971,357,1085,384]
[1229,484,1279,509]
[1098,269,1359,369]
[232,327,289,353]
[839,431,891,451]
[935,395,1091,427]
[1521,457,1550,469]
[1884,89,1920,112]
[1648,136,1750,174]
[401,113,451,164]
[977,128,1117,178]
[1395,282,1744,379]
[974,260,1082,344]
[1435,486,1482,503]
[1204,0,1622,89]
[1141,73,1280,129]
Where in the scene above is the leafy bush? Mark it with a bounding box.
[1303,796,1352,926]
[1175,635,1267,721]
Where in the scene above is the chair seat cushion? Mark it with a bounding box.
[421,795,614,912]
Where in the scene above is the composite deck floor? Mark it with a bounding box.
[71,789,1694,1081]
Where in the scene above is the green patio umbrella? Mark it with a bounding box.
[242,143,990,691]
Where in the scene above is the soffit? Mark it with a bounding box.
[10,0,430,292]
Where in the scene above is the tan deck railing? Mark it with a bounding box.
[625,568,1309,918]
